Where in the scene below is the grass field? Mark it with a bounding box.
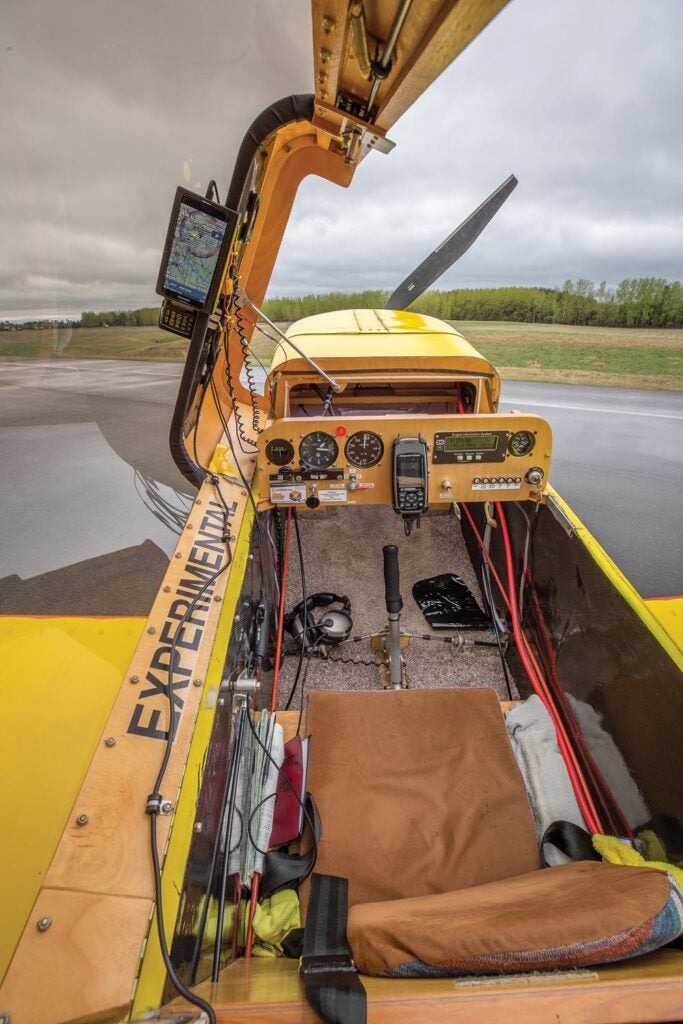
[1,321,682,390]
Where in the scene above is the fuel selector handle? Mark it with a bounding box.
[383,544,403,614]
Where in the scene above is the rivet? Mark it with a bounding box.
[218,697,226,707]
[76,813,89,827]
[214,595,222,602]
[196,499,202,505]
[130,675,140,684]
[161,800,174,815]
[164,585,171,593]
[241,490,247,496]
[320,47,331,63]
[193,822,203,834]
[104,736,116,748]
[322,14,335,32]
[248,553,254,561]
[174,552,182,559]
[37,916,52,932]
[147,626,157,635]
[186,523,194,530]
[193,678,203,687]
[234,615,240,623]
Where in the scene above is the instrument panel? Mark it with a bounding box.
[255,414,552,509]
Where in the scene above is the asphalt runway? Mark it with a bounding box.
[0,359,681,615]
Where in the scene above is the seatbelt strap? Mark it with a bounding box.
[260,793,322,899]
[541,820,601,866]
[301,874,366,1024]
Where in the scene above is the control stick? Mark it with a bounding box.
[383,545,404,688]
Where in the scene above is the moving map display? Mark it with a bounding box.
[163,202,228,306]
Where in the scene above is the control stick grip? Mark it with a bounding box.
[383,544,403,614]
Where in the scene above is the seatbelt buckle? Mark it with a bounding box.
[300,952,357,977]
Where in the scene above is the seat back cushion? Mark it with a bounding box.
[348,860,683,976]
[305,688,541,908]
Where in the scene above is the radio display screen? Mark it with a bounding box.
[444,434,498,452]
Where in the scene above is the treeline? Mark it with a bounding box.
[263,278,683,328]
[74,278,683,330]
[80,307,160,327]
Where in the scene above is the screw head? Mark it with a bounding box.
[0,1011,11,1023]
[214,595,222,602]
[217,697,226,707]
[163,585,171,593]
[130,675,140,684]
[147,626,156,635]
[174,552,182,559]
[186,523,193,530]
[104,736,116,748]
[193,822,203,834]
[37,916,52,932]
[161,800,174,815]
[76,813,89,827]
[196,499,202,505]
[192,678,203,687]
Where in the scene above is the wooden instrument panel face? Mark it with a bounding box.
[256,413,552,508]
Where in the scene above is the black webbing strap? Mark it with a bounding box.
[542,819,601,866]
[301,874,366,1024]
[260,793,322,899]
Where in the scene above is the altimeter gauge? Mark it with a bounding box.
[299,431,339,470]
[345,430,384,468]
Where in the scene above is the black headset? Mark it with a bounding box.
[285,592,352,648]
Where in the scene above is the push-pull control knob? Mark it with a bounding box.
[525,467,544,486]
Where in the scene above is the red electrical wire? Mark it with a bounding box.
[495,502,603,835]
[460,501,602,833]
[529,591,632,838]
[270,508,292,712]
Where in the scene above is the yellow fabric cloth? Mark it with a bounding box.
[593,834,683,888]
[201,889,301,958]
[252,889,301,957]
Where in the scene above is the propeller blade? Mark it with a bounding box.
[385,174,518,310]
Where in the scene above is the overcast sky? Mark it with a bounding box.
[1,0,681,318]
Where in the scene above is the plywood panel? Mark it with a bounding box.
[0,889,149,1024]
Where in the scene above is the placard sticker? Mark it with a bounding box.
[319,489,347,503]
[270,486,306,503]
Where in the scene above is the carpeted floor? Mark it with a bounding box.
[275,506,514,710]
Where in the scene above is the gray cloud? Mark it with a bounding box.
[1,0,681,317]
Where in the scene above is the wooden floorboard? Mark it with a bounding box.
[167,950,683,1023]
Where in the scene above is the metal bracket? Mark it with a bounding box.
[371,629,409,689]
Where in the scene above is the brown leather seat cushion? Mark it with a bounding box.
[347,861,672,976]
[305,688,541,908]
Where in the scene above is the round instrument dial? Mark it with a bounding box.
[345,430,384,468]
[299,431,339,470]
[265,438,295,466]
[508,430,536,457]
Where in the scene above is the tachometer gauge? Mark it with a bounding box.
[299,431,339,470]
[345,430,384,468]
[265,438,294,466]
[508,430,536,457]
